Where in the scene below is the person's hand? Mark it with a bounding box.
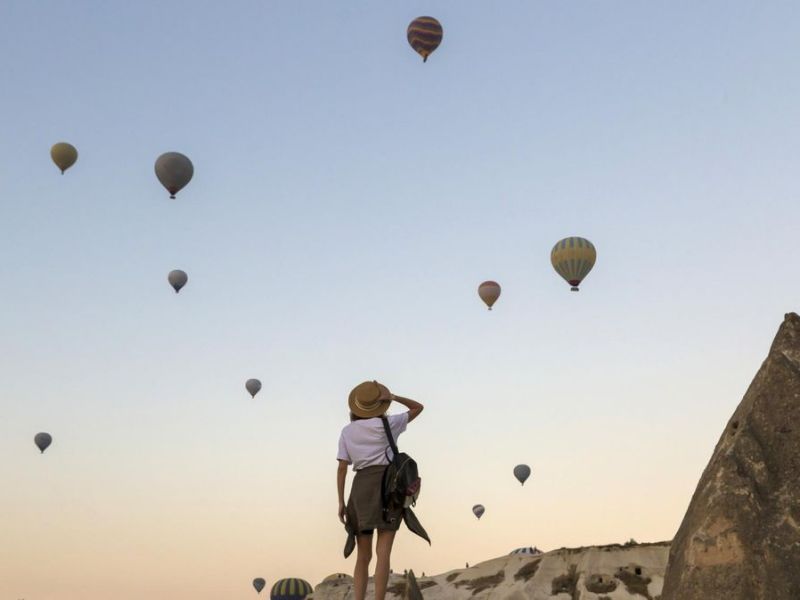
[338,502,346,524]
[374,381,392,403]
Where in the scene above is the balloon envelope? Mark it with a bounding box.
[34,432,52,453]
[510,546,542,556]
[472,504,485,519]
[322,573,353,584]
[407,17,443,62]
[168,270,188,293]
[50,142,78,174]
[253,578,266,593]
[246,378,262,398]
[270,578,313,600]
[551,237,596,291]
[478,281,501,310]
[514,464,531,485]
[155,152,194,198]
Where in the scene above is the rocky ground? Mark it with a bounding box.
[311,541,670,600]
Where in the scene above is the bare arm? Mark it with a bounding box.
[337,460,348,523]
[391,394,424,422]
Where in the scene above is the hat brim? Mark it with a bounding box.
[348,382,392,418]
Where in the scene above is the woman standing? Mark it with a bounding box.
[337,380,425,600]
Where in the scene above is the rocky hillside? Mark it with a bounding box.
[662,313,800,599]
[312,541,670,600]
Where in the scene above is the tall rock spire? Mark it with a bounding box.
[662,313,800,599]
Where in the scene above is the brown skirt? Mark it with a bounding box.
[346,465,403,533]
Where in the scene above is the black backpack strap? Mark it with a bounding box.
[380,460,390,521]
[380,416,399,523]
[381,416,399,460]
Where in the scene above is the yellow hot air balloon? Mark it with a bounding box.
[50,142,78,174]
[551,237,596,291]
[478,281,501,310]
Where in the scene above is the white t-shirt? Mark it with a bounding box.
[337,412,409,471]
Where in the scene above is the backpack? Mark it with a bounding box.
[380,416,421,520]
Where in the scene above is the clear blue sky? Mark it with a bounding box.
[1,1,798,598]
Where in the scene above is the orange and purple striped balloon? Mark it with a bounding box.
[407,17,443,62]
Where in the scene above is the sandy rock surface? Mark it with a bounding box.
[313,542,670,599]
[662,313,800,599]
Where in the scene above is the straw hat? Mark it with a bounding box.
[349,380,392,418]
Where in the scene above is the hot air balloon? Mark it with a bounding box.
[168,270,188,293]
[407,17,443,62]
[51,142,78,174]
[253,578,266,594]
[322,574,353,585]
[510,547,542,556]
[246,379,262,398]
[270,578,313,600]
[34,432,52,453]
[472,504,485,520]
[155,152,194,199]
[478,281,501,310]
[550,237,596,291]
[513,464,531,486]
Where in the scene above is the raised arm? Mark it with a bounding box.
[390,394,424,422]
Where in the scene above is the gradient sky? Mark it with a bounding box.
[1,1,799,598]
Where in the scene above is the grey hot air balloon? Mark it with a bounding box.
[168,270,188,293]
[472,504,485,520]
[253,578,266,593]
[246,378,262,398]
[34,432,52,453]
[155,152,194,199]
[514,464,531,486]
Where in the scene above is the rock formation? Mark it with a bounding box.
[662,313,800,599]
[312,541,670,599]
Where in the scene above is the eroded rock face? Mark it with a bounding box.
[662,313,800,600]
[312,542,670,599]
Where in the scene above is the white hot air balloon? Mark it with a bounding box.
[245,379,262,398]
[168,270,188,293]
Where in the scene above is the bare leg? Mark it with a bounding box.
[354,532,373,600]
[374,529,396,600]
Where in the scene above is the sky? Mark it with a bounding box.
[1,1,799,598]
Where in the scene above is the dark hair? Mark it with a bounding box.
[350,412,384,422]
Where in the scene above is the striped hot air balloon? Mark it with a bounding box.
[270,578,313,600]
[510,547,543,556]
[407,17,443,62]
[322,574,353,585]
[550,237,597,291]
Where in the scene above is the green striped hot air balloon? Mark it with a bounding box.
[407,17,443,62]
[551,237,597,292]
[270,578,313,600]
